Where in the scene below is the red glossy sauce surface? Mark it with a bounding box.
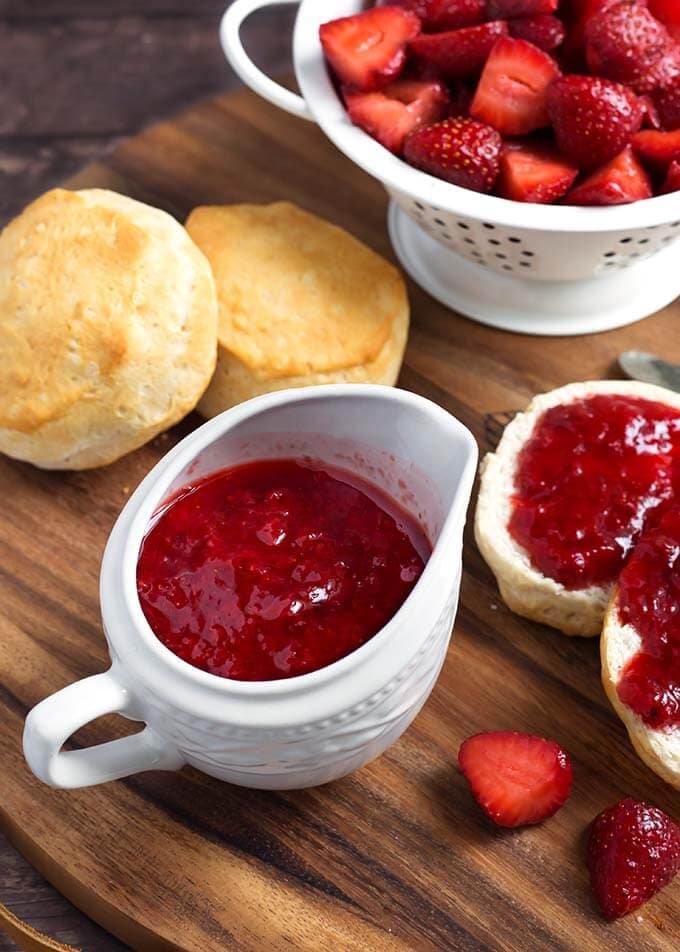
[617,506,680,729]
[137,459,429,681]
[509,395,680,589]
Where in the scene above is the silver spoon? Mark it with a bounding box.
[618,351,680,393]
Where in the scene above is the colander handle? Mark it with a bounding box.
[220,0,313,121]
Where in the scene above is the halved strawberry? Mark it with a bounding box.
[410,21,509,79]
[654,79,680,130]
[547,75,644,169]
[470,36,561,134]
[344,80,449,153]
[486,0,558,15]
[560,0,620,71]
[640,46,680,95]
[588,799,680,920]
[320,7,421,92]
[404,116,502,191]
[458,731,573,828]
[498,141,579,202]
[508,14,566,51]
[565,146,653,204]
[380,0,486,31]
[649,0,680,43]
[633,128,680,170]
[585,1,676,93]
[661,159,680,192]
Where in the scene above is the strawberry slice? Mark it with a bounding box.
[649,0,680,44]
[498,141,579,202]
[585,1,677,93]
[410,21,509,79]
[458,731,573,828]
[508,14,566,51]
[470,37,560,136]
[344,80,449,153]
[470,37,561,135]
[547,75,644,169]
[320,7,421,92]
[486,0,558,15]
[379,0,486,32]
[404,116,502,191]
[654,79,680,131]
[633,127,680,170]
[661,159,680,192]
[588,799,680,920]
[565,146,652,204]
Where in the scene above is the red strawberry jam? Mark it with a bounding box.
[137,459,429,681]
[617,506,680,729]
[509,395,680,589]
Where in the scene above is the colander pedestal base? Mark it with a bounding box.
[388,202,680,336]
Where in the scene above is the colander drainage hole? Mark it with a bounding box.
[619,237,633,244]
[521,251,534,258]
[489,238,501,245]
[457,222,470,230]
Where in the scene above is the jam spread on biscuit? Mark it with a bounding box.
[616,507,680,729]
[509,395,680,590]
[137,459,429,681]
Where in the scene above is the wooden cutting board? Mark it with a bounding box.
[1,84,680,952]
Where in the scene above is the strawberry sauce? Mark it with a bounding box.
[137,459,429,682]
[617,507,680,729]
[508,395,680,589]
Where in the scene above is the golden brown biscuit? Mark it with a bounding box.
[0,188,218,469]
[185,202,409,416]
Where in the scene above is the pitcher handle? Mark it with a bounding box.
[23,669,183,789]
[220,0,313,120]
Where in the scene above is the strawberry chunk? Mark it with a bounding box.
[588,799,680,920]
[404,116,502,191]
[344,80,449,153]
[508,14,566,51]
[661,159,680,192]
[585,1,677,93]
[410,21,509,79]
[649,0,680,43]
[498,141,579,202]
[471,36,561,134]
[656,79,680,129]
[547,75,644,169]
[486,0,558,15]
[458,731,573,828]
[320,7,421,92]
[379,0,486,31]
[633,128,680,171]
[565,146,652,204]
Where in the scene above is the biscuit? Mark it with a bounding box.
[475,380,680,636]
[185,202,409,416]
[0,188,218,469]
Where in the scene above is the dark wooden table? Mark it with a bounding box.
[0,2,294,948]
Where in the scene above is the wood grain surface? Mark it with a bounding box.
[1,78,680,950]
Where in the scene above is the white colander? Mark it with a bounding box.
[222,0,680,335]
